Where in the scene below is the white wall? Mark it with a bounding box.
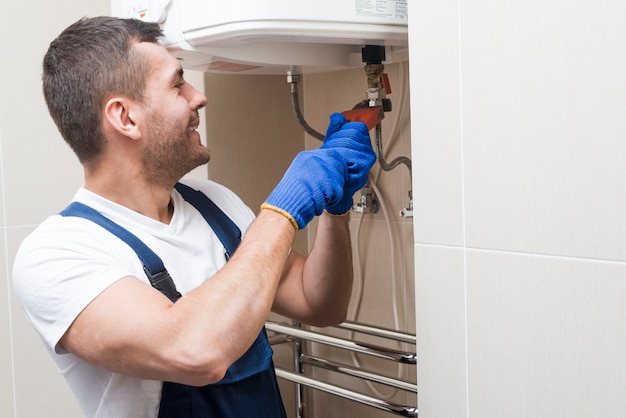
[0,2,207,416]
[2,3,107,417]
[410,1,626,417]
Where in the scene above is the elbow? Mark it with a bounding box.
[321,311,348,327]
[186,365,229,387]
[168,347,231,387]
[305,306,348,328]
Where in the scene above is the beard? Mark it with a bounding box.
[141,111,210,187]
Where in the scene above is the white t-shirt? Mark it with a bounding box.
[12,178,256,418]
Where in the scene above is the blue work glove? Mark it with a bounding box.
[321,112,376,215]
[262,148,347,230]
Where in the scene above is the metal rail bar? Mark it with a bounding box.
[268,334,295,345]
[266,322,416,364]
[334,321,416,345]
[300,354,417,393]
[275,368,418,417]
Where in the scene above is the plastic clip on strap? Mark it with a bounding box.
[59,202,182,303]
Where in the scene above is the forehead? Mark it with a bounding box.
[133,41,181,83]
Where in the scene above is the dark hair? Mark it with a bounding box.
[42,16,163,163]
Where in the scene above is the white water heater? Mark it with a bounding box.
[111,0,408,74]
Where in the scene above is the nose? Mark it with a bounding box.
[186,83,208,110]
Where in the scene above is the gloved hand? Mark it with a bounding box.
[262,148,347,230]
[321,112,377,215]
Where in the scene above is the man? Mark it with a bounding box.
[12,16,375,418]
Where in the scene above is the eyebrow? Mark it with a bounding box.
[170,67,184,83]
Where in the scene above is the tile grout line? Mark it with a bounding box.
[456,1,471,416]
[414,242,626,267]
[0,126,17,417]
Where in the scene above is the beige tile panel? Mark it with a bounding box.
[203,73,305,212]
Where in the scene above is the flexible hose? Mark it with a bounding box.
[289,81,325,141]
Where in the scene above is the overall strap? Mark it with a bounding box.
[58,183,242,301]
[173,182,241,259]
[59,202,182,302]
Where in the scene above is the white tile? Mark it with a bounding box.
[409,0,465,248]
[1,4,111,227]
[460,1,626,261]
[414,244,468,418]
[0,229,15,415]
[466,250,626,418]
[0,128,5,227]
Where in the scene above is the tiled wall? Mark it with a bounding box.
[410,1,626,417]
[1,2,109,417]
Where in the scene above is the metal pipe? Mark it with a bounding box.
[287,72,325,141]
[300,354,417,393]
[334,321,416,345]
[293,321,305,418]
[275,368,418,417]
[268,334,295,345]
[375,123,412,177]
[265,322,416,364]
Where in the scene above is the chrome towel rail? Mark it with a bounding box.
[334,321,416,345]
[267,320,417,417]
[300,354,417,392]
[275,368,418,417]
[265,321,416,364]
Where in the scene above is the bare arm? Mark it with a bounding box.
[60,210,294,387]
[272,211,353,327]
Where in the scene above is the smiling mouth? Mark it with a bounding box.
[188,119,200,133]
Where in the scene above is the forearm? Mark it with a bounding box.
[302,212,353,325]
[167,209,294,378]
[273,212,353,327]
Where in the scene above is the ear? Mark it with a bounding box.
[103,97,141,140]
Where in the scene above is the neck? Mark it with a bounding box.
[84,169,176,224]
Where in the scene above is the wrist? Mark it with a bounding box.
[260,202,300,231]
[324,209,351,218]
[324,197,353,216]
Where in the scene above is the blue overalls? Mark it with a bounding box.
[61,182,287,418]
